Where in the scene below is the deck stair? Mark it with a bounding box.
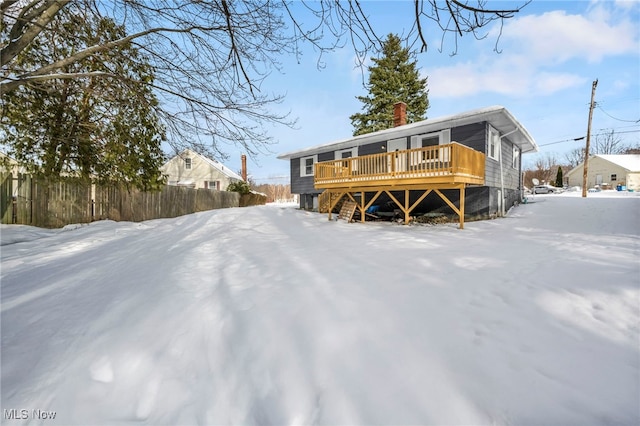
[337,200,358,222]
[318,190,346,213]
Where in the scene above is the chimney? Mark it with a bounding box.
[241,154,247,181]
[393,102,407,127]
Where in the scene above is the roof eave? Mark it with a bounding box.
[277,106,538,159]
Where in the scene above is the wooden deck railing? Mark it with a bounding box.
[315,142,485,189]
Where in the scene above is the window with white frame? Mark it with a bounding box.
[335,147,358,172]
[410,129,451,163]
[300,155,318,177]
[185,158,192,169]
[335,147,357,160]
[611,174,617,181]
[488,126,500,161]
[512,145,520,169]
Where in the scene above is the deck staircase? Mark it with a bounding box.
[318,190,346,213]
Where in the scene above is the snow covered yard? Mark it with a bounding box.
[1,192,639,425]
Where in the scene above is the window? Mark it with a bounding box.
[205,181,220,190]
[410,130,450,150]
[488,126,500,161]
[300,155,318,177]
[335,147,357,159]
[611,174,617,181]
[512,146,520,169]
[335,147,358,172]
[185,158,192,169]
[410,129,451,164]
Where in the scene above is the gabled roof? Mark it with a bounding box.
[566,154,640,176]
[595,154,640,172]
[277,105,538,159]
[163,149,243,181]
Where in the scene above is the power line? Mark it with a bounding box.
[596,105,640,123]
[538,129,640,147]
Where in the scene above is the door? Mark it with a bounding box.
[387,138,407,173]
[596,174,603,186]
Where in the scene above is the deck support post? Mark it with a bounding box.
[319,182,473,229]
[459,184,465,230]
[404,190,410,224]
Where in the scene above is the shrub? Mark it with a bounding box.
[226,181,251,194]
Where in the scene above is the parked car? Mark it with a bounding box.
[533,184,560,194]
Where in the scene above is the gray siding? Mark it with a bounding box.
[485,135,521,190]
[452,122,523,191]
[359,138,409,156]
[290,151,337,195]
[451,122,485,152]
[501,135,522,191]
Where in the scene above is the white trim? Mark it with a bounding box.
[409,129,451,165]
[386,138,407,152]
[512,145,520,169]
[300,155,318,177]
[409,129,450,149]
[335,147,357,160]
[488,126,500,161]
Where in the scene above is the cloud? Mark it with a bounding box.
[427,3,637,99]
[427,57,586,99]
[501,9,638,64]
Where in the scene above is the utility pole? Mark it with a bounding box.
[582,79,598,198]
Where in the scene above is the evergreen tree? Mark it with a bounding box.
[350,34,429,136]
[555,166,563,188]
[0,8,165,190]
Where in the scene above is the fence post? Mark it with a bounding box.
[0,172,12,224]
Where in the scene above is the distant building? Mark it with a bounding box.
[161,149,243,191]
[0,152,26,176]
[566,154,640,190]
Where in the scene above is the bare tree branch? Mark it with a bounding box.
[1,0,530,158]
[1,0,70,67]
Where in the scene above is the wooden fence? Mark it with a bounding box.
[0,173,257,228]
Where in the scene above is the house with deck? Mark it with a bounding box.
[278,104,538,228]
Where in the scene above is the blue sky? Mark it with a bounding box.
[219,0,640,184]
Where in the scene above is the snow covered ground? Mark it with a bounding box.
[1,191,639,425]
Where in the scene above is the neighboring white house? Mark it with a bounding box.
[161,149,243,190]
[566,154,640,191]
[0,152,26,176]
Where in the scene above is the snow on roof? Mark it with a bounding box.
[277,105,538,159]
[595,154,640,172]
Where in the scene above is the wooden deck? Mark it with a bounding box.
[315,142,485,189]
[315,143,486,229]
